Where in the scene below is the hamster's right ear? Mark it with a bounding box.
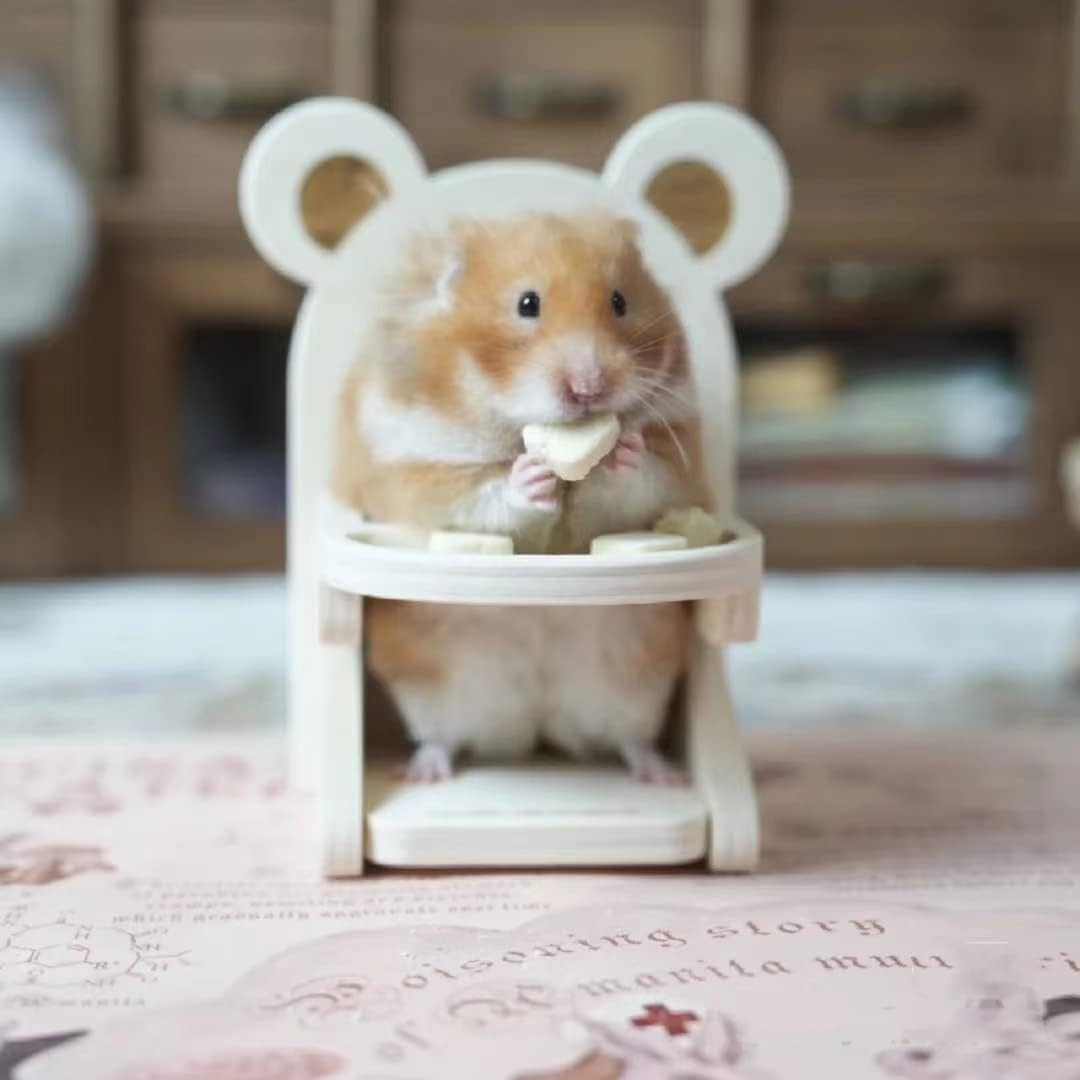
[239,98,427,286]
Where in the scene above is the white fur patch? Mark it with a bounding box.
[387,605,680,760]
[359,378,509,465]
[563,445,678,552]
[446,475,558,553]
[428,252,463,316]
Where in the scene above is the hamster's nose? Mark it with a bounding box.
[561,373,611,411]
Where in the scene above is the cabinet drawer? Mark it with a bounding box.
[384,0,702,170]
[131,0,333,206]
[0,2,83,159]
[755,0,1072,191]
[0,3,74,103]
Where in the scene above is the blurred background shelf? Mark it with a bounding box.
[2,0,1080,575]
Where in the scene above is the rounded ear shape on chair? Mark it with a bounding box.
[239,98,428,287]
[604,102,790,291]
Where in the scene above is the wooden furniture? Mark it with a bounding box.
[0,299,122,577]
[119,239,298,571]
[3,0,1080,575]
[241,99,783,874]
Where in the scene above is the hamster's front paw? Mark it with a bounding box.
[508,452,561,512]
[603,431,645,473]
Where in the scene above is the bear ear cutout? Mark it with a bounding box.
[603,103,790,291]
[239,98,428,287]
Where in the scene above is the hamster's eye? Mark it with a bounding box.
[517,290,541,319]
[611,290,628,317]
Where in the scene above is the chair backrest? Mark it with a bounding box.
[238,98,789,771]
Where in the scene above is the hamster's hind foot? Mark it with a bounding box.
[621,742,688,787]
[398,743,454,783]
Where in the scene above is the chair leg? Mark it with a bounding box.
[685,635,759,871]
[318,590,365,877]
[287,556,322,790]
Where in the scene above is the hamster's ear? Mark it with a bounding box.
[385,229,465,324]
[239,98,427,286]
[603,102,790,291]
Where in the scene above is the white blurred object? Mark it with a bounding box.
[0,70,92,349]
[1062,438,1080,531]
[1062,439,1080,687]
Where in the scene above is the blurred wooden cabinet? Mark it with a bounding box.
[0,0,120,178]
[128,0,338,208]
[729,248,1080,567]
[1,326,94,577]
[119,238,298,571]
[2,0,1080,574]
[755,0,1075,195]
[0,277,124,576]
[383,0,705,169]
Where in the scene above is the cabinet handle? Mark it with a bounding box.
[162,72,306,122]
[473,74,619,122]
[832,79,975,132]
[805,259,950,306]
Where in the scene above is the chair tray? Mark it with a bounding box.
[320,520,763,606]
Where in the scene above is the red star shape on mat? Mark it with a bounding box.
[630,1003,699,1036]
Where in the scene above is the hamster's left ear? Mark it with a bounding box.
[239,98,427,286]
[603,103,790,291]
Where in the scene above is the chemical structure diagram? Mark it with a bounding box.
[0,918,188,989]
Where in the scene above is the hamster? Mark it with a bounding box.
[332,211,709,783]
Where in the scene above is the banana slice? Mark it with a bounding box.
[522,413,621,482]
[348,524,430,549]
[590,531,688,556]
[653,507,730,548]
[429,530,515,555]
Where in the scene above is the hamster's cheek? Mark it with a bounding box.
[497,368,569,426]
[460,353,566,427]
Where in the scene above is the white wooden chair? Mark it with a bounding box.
[239,98,789,877]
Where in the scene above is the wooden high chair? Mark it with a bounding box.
[239,99,789,877]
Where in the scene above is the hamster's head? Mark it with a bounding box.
[375,212,691,431]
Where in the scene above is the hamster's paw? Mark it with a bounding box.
[621,742,688,786]
[603,431,645,473]
[508,452,561,512]
[399,743,454,783]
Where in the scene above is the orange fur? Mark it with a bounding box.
[366,600,445,685]
[366,213,687,424]
[332,211,701,540]
[331,365,507,528]
[599,601,689,690]
[331,211,705,768]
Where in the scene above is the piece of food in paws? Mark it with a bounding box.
[653,506,732,548]
[522,413,621,482]
[429,530,515,555]
[590,531,688,556]
[348,523,430,548]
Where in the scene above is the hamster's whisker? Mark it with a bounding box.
[635,376,695,411]
[632,391,690,469]
[628,336,675,355]
[630,307,678,336]
[636,382,685,416]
